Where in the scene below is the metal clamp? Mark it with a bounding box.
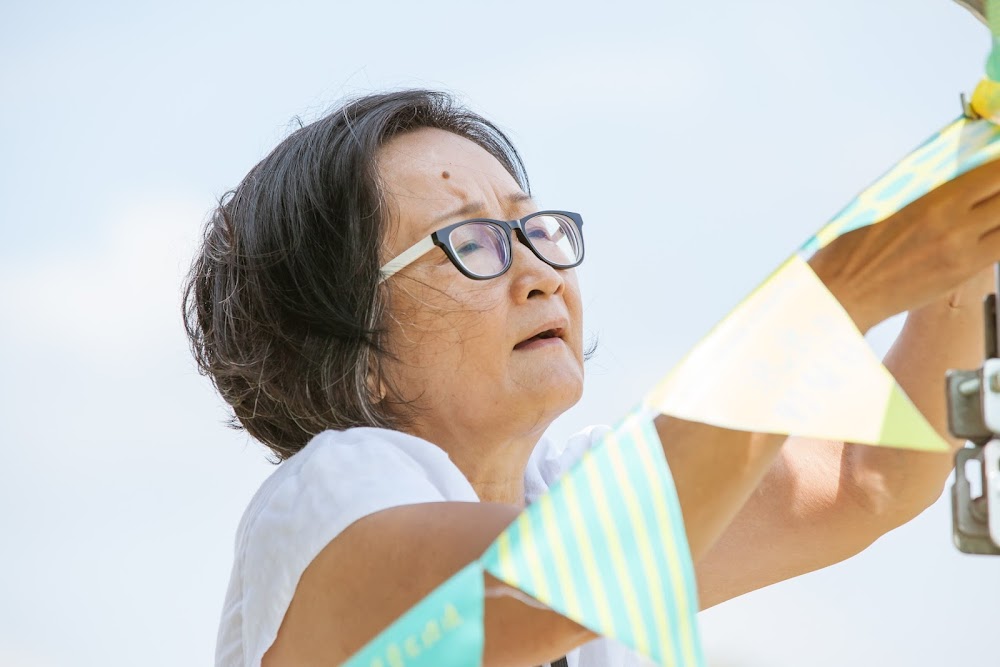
[949,292,1000,554]
[953,441,1000,554]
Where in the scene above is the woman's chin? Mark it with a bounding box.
[517,366,585,417]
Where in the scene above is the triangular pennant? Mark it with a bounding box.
[878,384,949,449]
[644,255,948,452]
[481,416,704,667]
[343,562,485,667]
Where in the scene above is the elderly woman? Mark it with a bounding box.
[186,90,1000,667]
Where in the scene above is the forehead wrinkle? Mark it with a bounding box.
[383,142,517,197]
[380,136,496,183]
[381,160,479,211]
[377,132,528,249]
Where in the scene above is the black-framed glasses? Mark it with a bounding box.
[379,210,585,282]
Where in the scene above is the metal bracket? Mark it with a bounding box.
[953,441,1000,554]
[948,292,1000,554]
[984,358,1000,435]
[946,369,990,444]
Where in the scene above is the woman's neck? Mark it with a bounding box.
[406,421,545,507]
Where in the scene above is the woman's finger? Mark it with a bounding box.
[970,178,1000,212]
[976,222,1000,263]
[937,158,1000,208]
[970,186,1000,235]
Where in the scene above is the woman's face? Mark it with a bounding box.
[377,128,585,446]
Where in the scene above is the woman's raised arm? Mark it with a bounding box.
[694,266,992,609]
[669,157,1000,607]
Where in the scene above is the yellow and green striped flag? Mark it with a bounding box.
[481,415,704,667]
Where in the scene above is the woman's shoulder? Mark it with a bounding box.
[236,427,478,549]
[218,427,479,667]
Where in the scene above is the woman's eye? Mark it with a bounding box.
[527,226,564,243]
[455,241,483,256]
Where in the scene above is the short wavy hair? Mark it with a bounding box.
[183,90,530,460]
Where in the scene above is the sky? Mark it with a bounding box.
[2,1,999,665]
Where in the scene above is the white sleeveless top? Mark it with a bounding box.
[215,426,655,667]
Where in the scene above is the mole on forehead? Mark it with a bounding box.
[441,170,450,179]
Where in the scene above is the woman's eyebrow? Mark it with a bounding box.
[431,201,487,225]
[430,192,535,226]
[505,191,534,213]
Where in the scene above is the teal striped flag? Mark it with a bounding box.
[481,414,704,667]
[343,562,485,667]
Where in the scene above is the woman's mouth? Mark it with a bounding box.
[513,328,565,351]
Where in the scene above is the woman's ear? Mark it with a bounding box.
[366,367,388,403]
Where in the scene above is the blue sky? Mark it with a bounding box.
[2,1,998,665]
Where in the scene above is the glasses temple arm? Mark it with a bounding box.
[378,236,436,283]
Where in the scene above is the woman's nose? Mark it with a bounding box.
[508,239,564,301]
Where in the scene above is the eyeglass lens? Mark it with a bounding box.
[446,214,582,278]
[449,223,511,277]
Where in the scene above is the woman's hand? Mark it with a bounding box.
[808,158,1000,334]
